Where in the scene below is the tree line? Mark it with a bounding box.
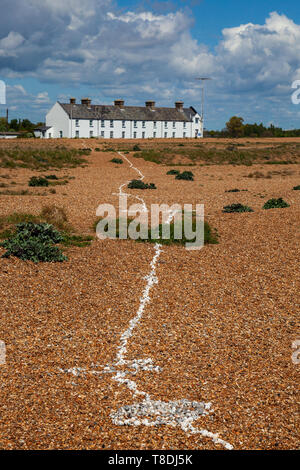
[205,116,300,138]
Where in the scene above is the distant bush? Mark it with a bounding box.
[133,145,141,151]
[0,222,67,263]
[262,198,290,210]
[175,171,194,181]
[293,185,300,190]
[167,169,180,175]
[95,148,101,152]
[28,176,49,187]
[128,179,157,189]
[111,158,123,164]
[223,203,254,213]
[45,174,58,180]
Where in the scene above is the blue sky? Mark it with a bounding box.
[1,0,300,129]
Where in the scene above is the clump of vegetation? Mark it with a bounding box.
[133,149,162,164]
[111,158,123,164]
[133,144,141,151]
[29,176,49,187]
[0,205,93,261]
[0,145,88,169]
[262,198,290,210]
[175,171,194,181]
[94,216,218,246]
[225,189,248,193]
[95,148,101,152]
[45,174,58,180]
[0,222,67,263]
[167,169,180,175]
[128,179,157,189]
[293,185,300,190]
[223,203,254,213]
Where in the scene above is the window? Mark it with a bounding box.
[110,120,114,128]
[183,132,186,138]
[59,131,63,138]
[75,130,79,138]
[75,119,79,127]
[195,117,199,124]
[153,121,157,128]
[153,132,156,138]
[122,131,125,138]
[122,120,126,128]
[101,131,104,137]
[172,132,175,138]
[133,132,137,138]
[134,120,137,128]
[90,130,93,138]
[49,133,52,138]
[89,119,93,127]
[142,121,145,128]
[110,131,113,138]
[183,122,186,128]
[101,120,105,128]
[173,121,176,128]
[142,132,145,138]
[164,121,168,128]
[164,132,167,138]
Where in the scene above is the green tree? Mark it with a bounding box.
[226,116,244,138]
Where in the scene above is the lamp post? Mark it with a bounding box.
[195,77,212,136]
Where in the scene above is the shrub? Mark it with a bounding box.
[95,148,101,152]
[128,179,156,189]
[0,222,67,262]
[111,158,123,164]
[167,169,180,175]
[45,174,58,180]
[262,198,290,210]
[293,185,300,190]
[133,145,141,151]
[175,171,194,181]
[223,203,254,213]
[225,189,241,193]
[94,217,218,246]
[28,176,49,187]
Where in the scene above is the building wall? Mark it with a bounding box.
[46,103,69,138]
[44,103,203,139]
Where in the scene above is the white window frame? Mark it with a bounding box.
[89,119,93,127]
[75,119,79,127]
[101,120,105,128]
[110,120,114,128]
[122,120,126,128]
[110,131,114,138]
[134,120,137,128]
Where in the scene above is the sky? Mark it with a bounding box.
[1,0,300,130]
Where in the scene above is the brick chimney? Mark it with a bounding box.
[145,100,155,109]
[81,97,91,106]
[114,99,125,108]
[70,98,76,104]
[175,101,184,111]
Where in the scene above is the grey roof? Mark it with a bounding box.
[59,102,197,122]
[34,126,52,131]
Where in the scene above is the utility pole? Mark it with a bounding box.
[195,77,212,136]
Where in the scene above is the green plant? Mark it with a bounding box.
[293,185,300,190]
[225,189,248,193]
[133,145,141,151]
[262,198,290,210]
[167,169,180,175]
[127,179,156,189]
[111,158,123,164]
[0,222,67,262]
[94,217,218,246]
[175,171,194,181]
[223,203,254,213]
[95,148,101,152]
[28,176,49,187]
[45,174,58,180]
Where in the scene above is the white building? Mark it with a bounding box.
[43,98,203,139]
